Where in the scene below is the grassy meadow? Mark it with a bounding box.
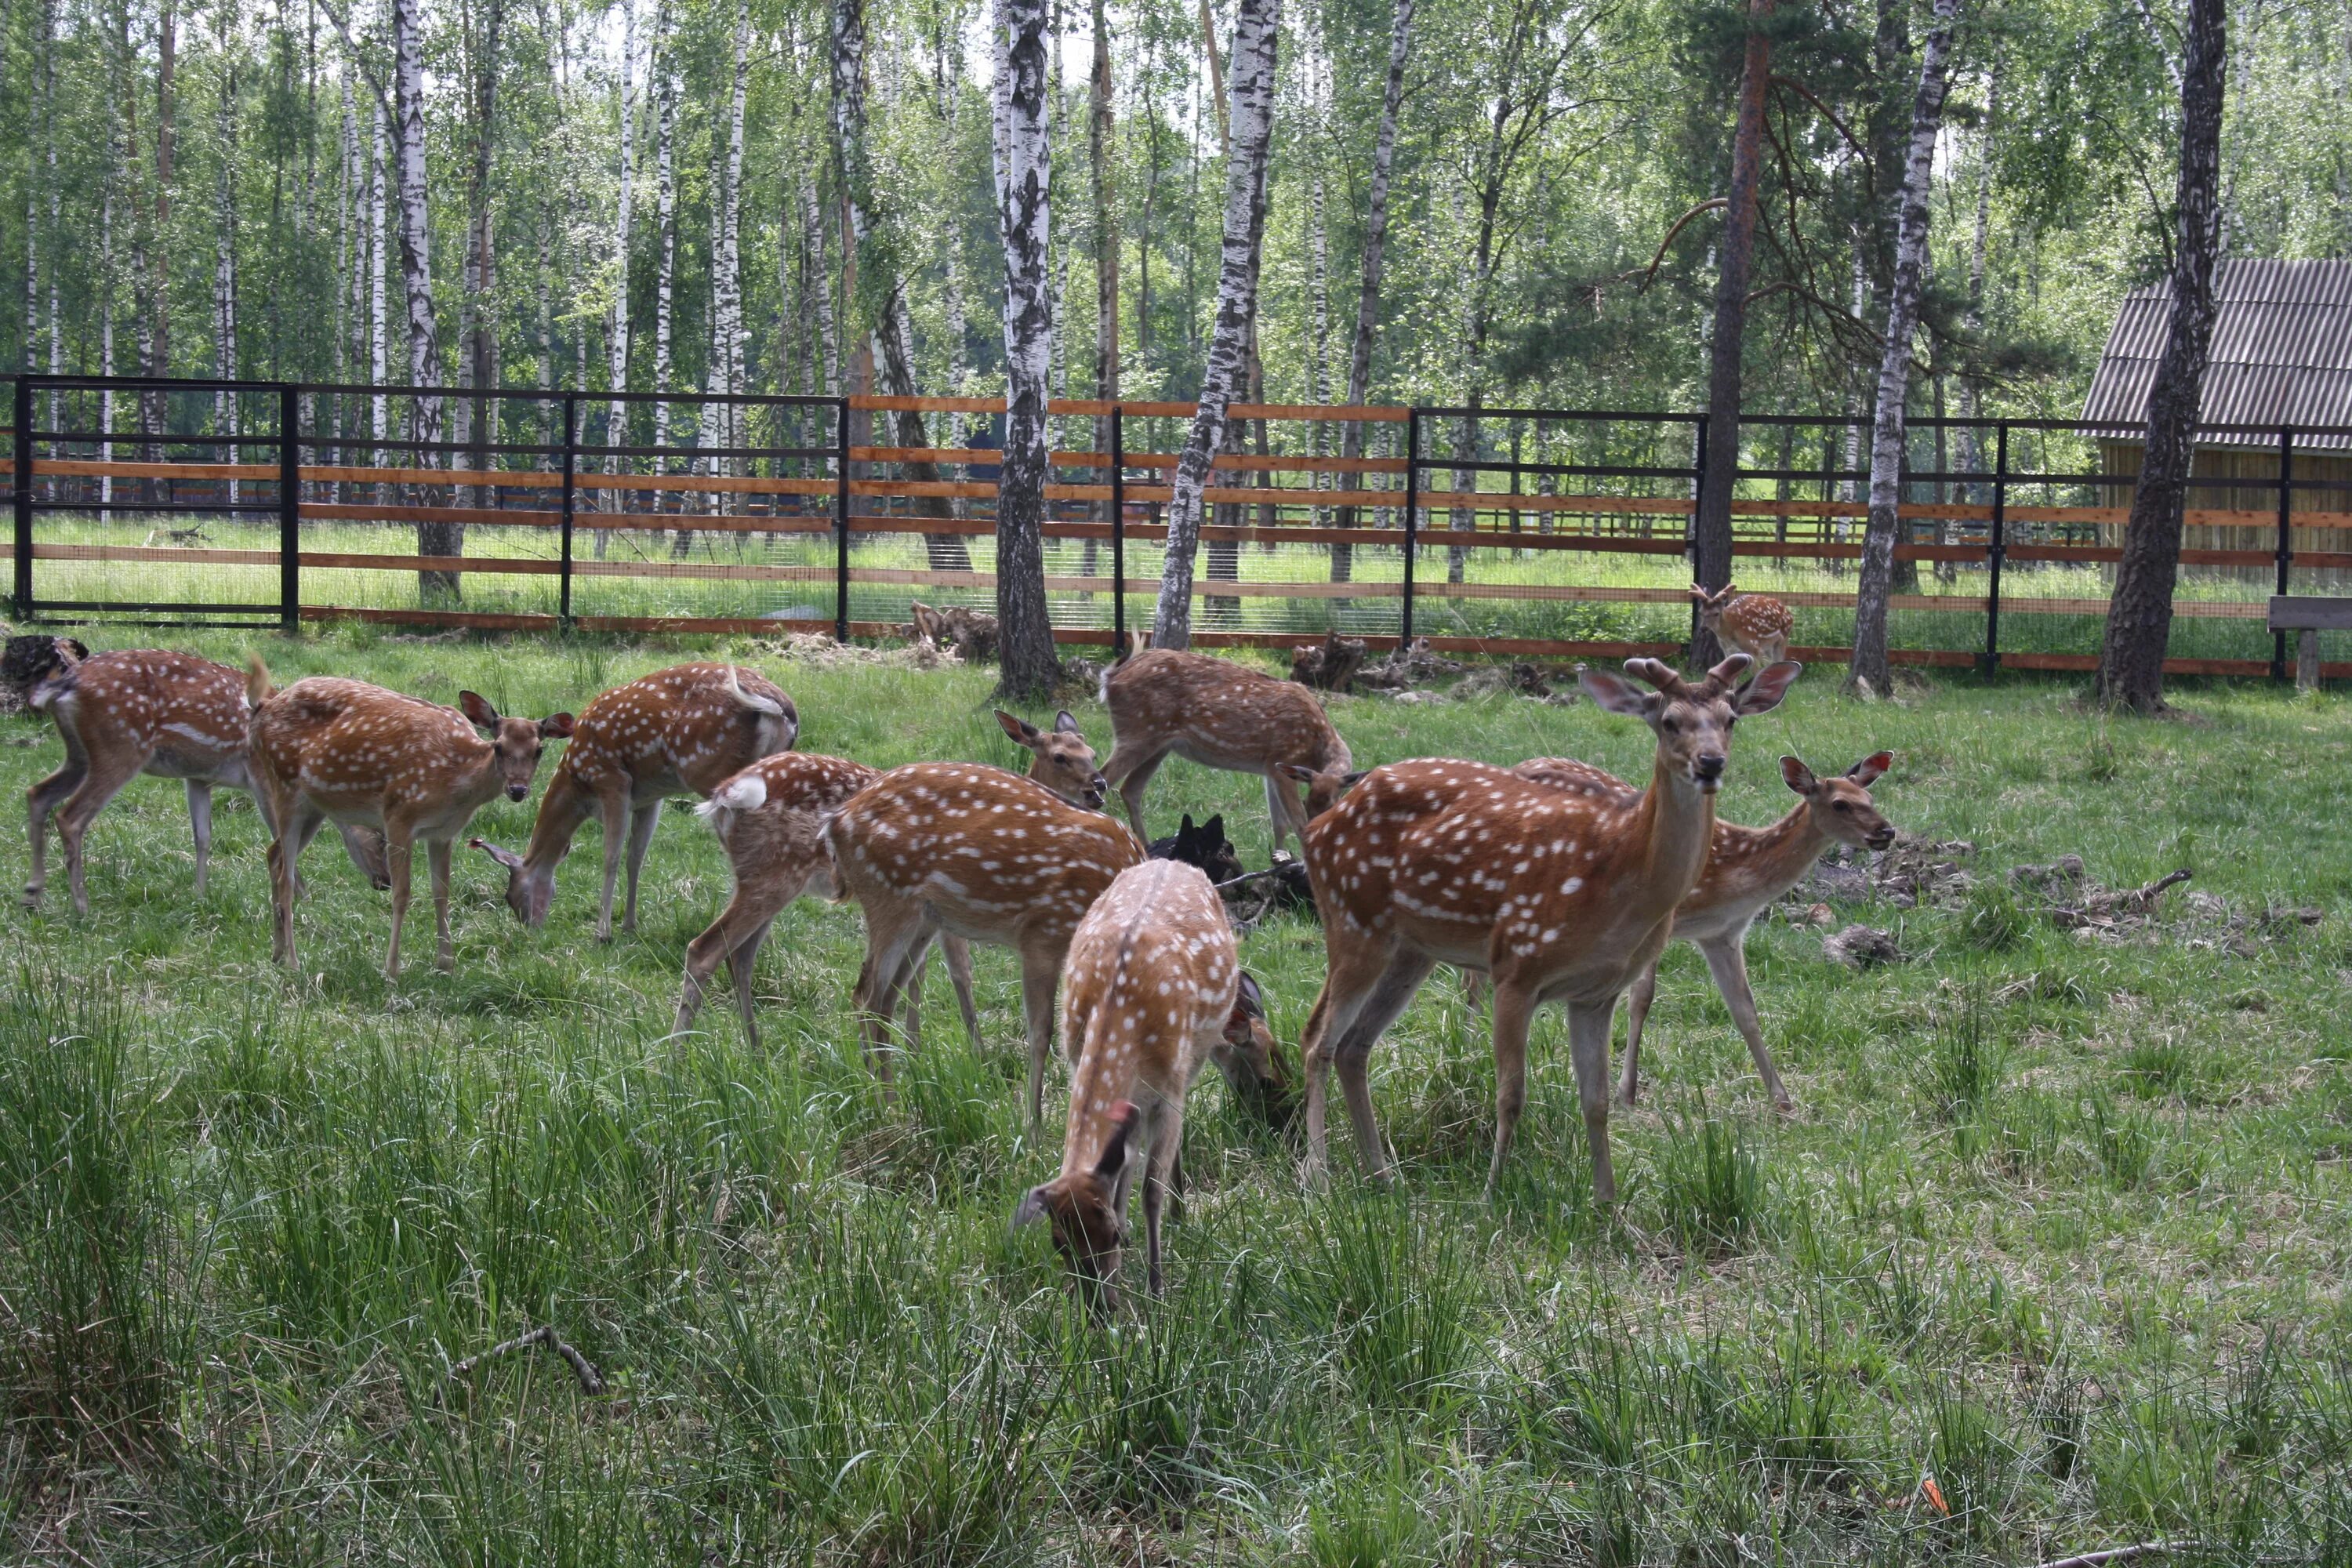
[2,626,2350,1563]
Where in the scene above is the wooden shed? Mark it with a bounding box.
[2082,258,2352,561]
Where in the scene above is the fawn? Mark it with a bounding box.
[1514,750,1894,1111]
[666,750,978,1051]
[1014,858,1284,1305]
[1691,583,1795,665]
[24,647,387,913]
[1098,648,1358,855]
[246,659,574,977]
[470,662,796,938]
[1297,655,1800,1204]
[826,709,1142,1127]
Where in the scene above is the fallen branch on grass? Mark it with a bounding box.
[2034,1543,2176,1568]
[448,1325,607,1396]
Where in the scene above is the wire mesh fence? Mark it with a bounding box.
[7,372,2350,680]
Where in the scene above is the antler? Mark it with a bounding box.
[1621,657,1688,697]
[1695,652,1756,695]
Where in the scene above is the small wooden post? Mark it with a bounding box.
[2299,628,2321,692]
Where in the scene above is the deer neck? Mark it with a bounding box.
[1697,801,1828,914]
[521,764,593,877]
[1627,753,1718,920]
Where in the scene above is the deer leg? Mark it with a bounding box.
[1618,957,1661,1108]
[1333,952,1438,1182]
[1698,935,1792,1113]
[1264,771,1311,858]
[53,747,147,916]
[267,798,323,967]
[336,824,392,891]
[1103,745,1168,844]
[1142,1102,1185,1298]
[1301,945,1385,1181]
[1485,980,1540,1197]
[594,789,630,941]
[726,926,772,1049]
[622,797,664,935]
[941,935,982,1051]
[851,895,933,1081]
[24,747,88,909]
[1566,998,1618,1207]
[678,866,804,1037]
[1019,946,1063,1134]
[426,837,456,971]
[382,826,416,980]
[185,781,214,897]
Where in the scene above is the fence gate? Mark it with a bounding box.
[11,374,298,628]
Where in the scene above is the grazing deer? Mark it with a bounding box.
[1099,648,1357,855]
[468,662,794,938]
[24,648,387,913]
[826,709,1142,1128]
[1513,750,1894,1112]
[1014,859,1283,1305]
[664,750,978,1051]
[1691,583,1795,665]
[1297,655,1800,1204]
[247,660,573,977]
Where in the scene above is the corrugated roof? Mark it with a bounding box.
[2079,259,2352,449]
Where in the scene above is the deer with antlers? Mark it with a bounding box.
[247,660,574,977]
[468,662,795,938]
[1098,648,1359,855]
[1298,655,1801,1204]
[1014,858,1287,1307]
[23,647,387,913]
[1512,749,1894,1112]
[826,709,1143,1128]
[1690,583,1795,666]
[666,750,978,1051]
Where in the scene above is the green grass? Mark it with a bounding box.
[3,627,2351,1562]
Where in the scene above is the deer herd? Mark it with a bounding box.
[9,584,1903,1307]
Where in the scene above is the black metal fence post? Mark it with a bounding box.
[834,397,851,641]
[1401,408,1419,646]
[1984,422,2008,676]
[2274,426,2293,681]
[1110,405,1127,656]
[559,394,578,627]
[13,376,32,618]
[278,383,302,631]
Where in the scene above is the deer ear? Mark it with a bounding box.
[1094,1102,1140,1181]
[995,709,1040,745]
[458,691,500,731]
[468,836,525,871]
[539,713,575,739]
[1847,750,1893,786]
[1281,762,1316,784]
[1733,661,1802,715]
[1053,709,1083,736]
[1234,971,1265,1019]
[1779,756,1819,795]
[1012,1185,1053,1229]
[1578,668,1657,718]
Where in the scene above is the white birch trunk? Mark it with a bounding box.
[1849,0,1961,692]
[941,39,970,442]
[214,37,238,503]
[800,173,840,395]
[370,100,387,446]
[599,0,637,555]
[392,0,451,594]
[652,0,676,477]
[994,0,1058,695]
[678,0,747,555]
[1954,54,1999,502]
[1152,0,1279,649]
[1332,0,1413,583]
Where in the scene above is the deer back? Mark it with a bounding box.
[38,651,252,775]
[1104,648,1348,771]
[1059,860,1241,1130]
[559,662,797,800]
[699,751,880,895]
[251,678,505,819]
[1723,593,1795,648]
[827,763,1143,946]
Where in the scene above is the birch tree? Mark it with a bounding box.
[455,0,505,544]
[1849,0,1961,693]
[2097,0,2228,711]
[1152,0,1279,651]
[212,12,238,499]
[1330,0,1414,583]
[601,0,637,554]
[677,0,749,557]
[995,0,1058,697]
[652,0,677,481]
[390,0,453,596]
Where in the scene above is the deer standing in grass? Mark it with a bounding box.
[1014,858,1286,1306]
[1099,648,1358,855]
[667,750,978,1051]
[1691,583,1795,665]
[23,648,387,913]
[826,710,1142,1129]
[1298,655,1800,1204]
[1513,750,1894,1112]
[470,662,796,938]
[246,660,574,977]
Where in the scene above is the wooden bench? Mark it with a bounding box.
[2268,597,2352,689]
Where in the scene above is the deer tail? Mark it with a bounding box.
[699,771,770,822]
[245,655,274,708]
[723,662,786,719]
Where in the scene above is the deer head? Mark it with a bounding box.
[996,708,1108,809]
[1577,655,1800,793]
[1780,751,1896,850]
[1210,971,1299,1131]
[458,691,576,802]
[1014,1100,1138,1311]
[466,837,554,924]
[1282,760,1367,820]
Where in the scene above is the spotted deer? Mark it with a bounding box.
[826,709,1142,1128]
[1691,583,1795,665]
[664,750,978,1051]
[1014,859,1284,1306]
[1297,655,1801,1204]
[1098,648,1358,855]
[470,662,796,938]
[1513,749,1894,1112]
[246,660,574,977]
[23,648,387,913]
